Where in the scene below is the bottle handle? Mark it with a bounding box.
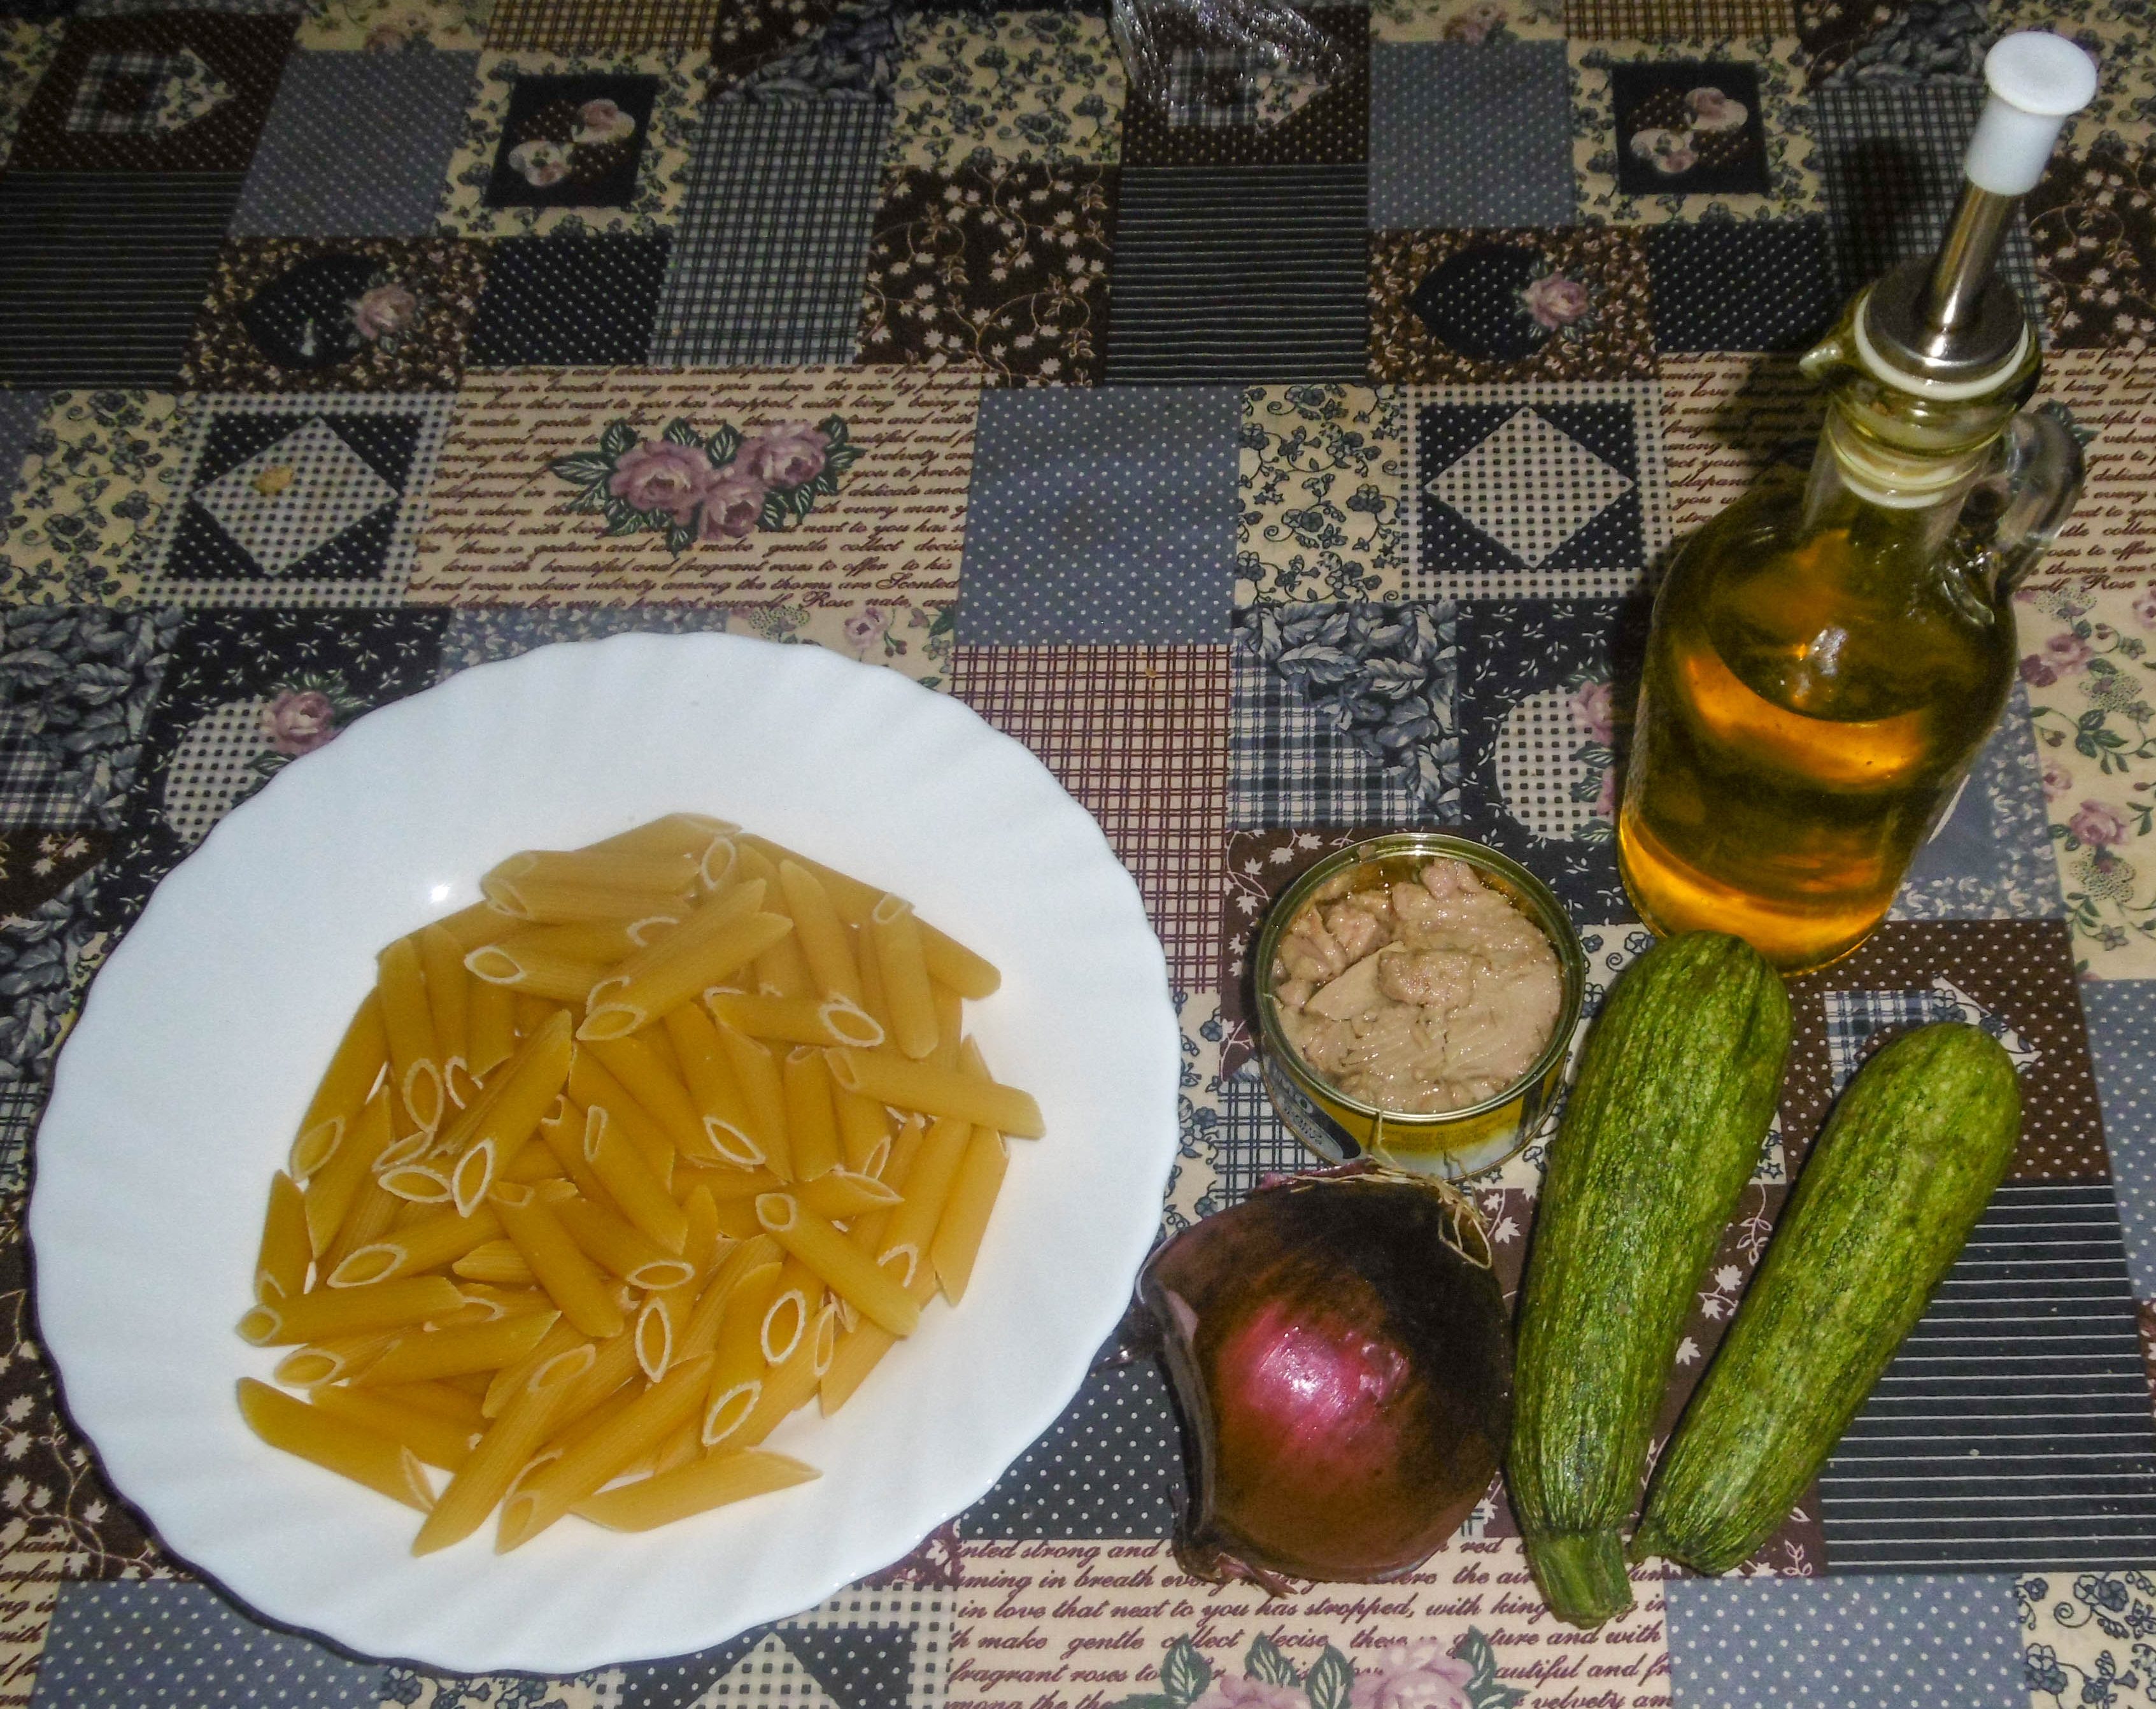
[1965,406,2085,599]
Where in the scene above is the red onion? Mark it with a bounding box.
[1137,1166,1512,1590]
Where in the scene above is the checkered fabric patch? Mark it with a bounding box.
[651,98,890,367]
[951,644,1227,993]
[0,712,86,829]
[1217,1063,1319,1206]
[66,50,174,134]
[1228,630,1428,830]
[1563,0,1794,34]
[1822,987,1977,1097]
[485,0,718,55]
[1167,46,1263,128]
[1815,82,2044,316]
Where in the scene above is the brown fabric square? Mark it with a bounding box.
[952,644,1228,993]
[2028,140,2156,351]
[181,237,488,395]
[485,0,721,55]
[859,162,1117,387]
[1566,0,1796,35]
[1781,920,2108,1181]
[11,15,294,174]
[1122,6,1368,168]
[1794,0,1903,88]
[711,0,835,96]
[1371,227,1657,384]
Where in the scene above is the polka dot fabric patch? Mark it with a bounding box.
[1646,218,1838,352]
[958,386,1239,643]
[1370,41,1576,229]
[1665,1573,2027,1709]
[466,233,670,364]
[2082,978,2156,1297]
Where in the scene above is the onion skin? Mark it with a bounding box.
[1138,1171,1512,1588]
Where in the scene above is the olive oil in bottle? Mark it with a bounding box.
[1618,32,2096,974]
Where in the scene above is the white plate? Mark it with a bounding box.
[30,633,1179,1675]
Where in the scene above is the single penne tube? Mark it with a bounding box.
[411,1355,581,1554]
[490,847,701,898]
[779,1049,840,1182]
[795,1169,900,1221]
[486,874,694,926]
[308,1383,479,1473]
[274,1330,395,1388]
[930,982,963,1071]
[584,1109,690,1255]
[708,1196,761,1240]
[554,1195,695,1291]
[502,918,669,967]
[871,1116,970,1274]
[580,912,794,1042]
[649,1417,701,1478]
[455,1282,553,1318]
[755,928,814,1000]
[605,879,768,988]
[932,1128,1009,1305]
[714,1022,791,1179]
[290,993,387,1184]
[868,896,939,1060]
[776,861,860,1003]
[826,1049,1045,1139]
[466,968,517,1081]
[500,1142,565,1186]
[255,1172,311,1305]
[853,921,893,1039]
[322,1177,401,1278]
[493,1184,624,1340]
[761,1257,818,1366]
[821,1253,939,1415]
[464,942,614,1008]
[376,936,444,1132]
[576,813,738,863]
[697,832,736,895]
[742,836,1002,997]
[483,1315,586,1418]
[701,1263,784,1447]
[495,1353,715,1551]
[453,1239,537,1286]
[545,1328,641,1438]
[755,1194,919,1337]
[542,1376,642,1465]
[568,1055,677,1184]
[353,1310,559,1387]
[306,1085,398,1257]
[833,1089,895,1179]
[536,1098,614,1207]
[636,1279,693,1380]
[374,1125,432,1173]
[574,1448,819,1531]
[662,1005,767,1169]
[238,1275,465,1347]
[848,1114,926,1264]
[676,1163,788,1203]
[328,1203,504,1287]
[444,1013,574,1214]
[418,923,472,1102]
[431,899,523,953]
[379,1164,452,1205]
[705,993,884,1051]
[371,1380,488,1429]
[677,1237,782,1362]
[734,1307,832,1447]
[680,1183,722,1272]
[237,1379,433,1513]
[513,992,564,1037]
[586,1034,710,1161]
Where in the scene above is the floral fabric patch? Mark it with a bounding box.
[1370,0,1564,43]
[183,237,487,393]
[1371,227,1656,383]
[0,22,61,173]
[435,50,701,236]
[2029,140,2156,351]
[858,162,1116,386]
[888,11,1124,171]
[1992,0,2155,153]
[295,0,488,50]
[2021,1571,2156,1709]
[1238,383,1408,606]
[711,0,835,94]
[0,391,191,605]
[1571,36,1819,222]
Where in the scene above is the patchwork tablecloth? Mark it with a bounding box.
[1,0,2154,1702]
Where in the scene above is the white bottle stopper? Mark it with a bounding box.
[1964,31,2098,195]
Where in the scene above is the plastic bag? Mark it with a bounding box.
[1110,0,1347,125]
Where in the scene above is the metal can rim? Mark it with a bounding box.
[1252,832,1588,1128]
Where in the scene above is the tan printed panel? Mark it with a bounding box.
[410,365,981,607]
[1656,354,1820,541]
[2026,350,2156,586]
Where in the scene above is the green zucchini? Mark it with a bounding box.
[1509,932,1790,1629]
[1633,1022,2020,1573]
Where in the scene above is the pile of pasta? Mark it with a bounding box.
[237,812,1042,1556]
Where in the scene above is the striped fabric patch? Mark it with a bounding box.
[1103,165,1367,385]
[1818,1180,2156,1571]
[0,173,243,387]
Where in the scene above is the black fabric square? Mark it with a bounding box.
[1609,59,1769,199]
[483,73,657,210]
[468,234,670,364]
[1408,241,1547,361]
[1649,218,1836,352]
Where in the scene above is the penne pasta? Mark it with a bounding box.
[353,1311,559,1388]
[779,1048,840,1182]
[553,1195,696,1291]
[376,936,444,1133]
[493,1184,624,1340]
[238,1276,465,1347]
[274,1331,395,1389]
[309,1382,479,1472]
[755,1195,918,1338]
[930,982,964,1072]
[579,813,738,863]
[662,1004,767,1169]
[580,912,794,1042]
[465,967,517,1082]
[513,991,563,1038]
[853,921,893,1040]
[826,1049,1045,1140]
[868,896,939,1061]
[322,1176,402,1279]
[430,899,522,953]
[482,1316,586,1419]
[585,1033,710,1161]
[741,836,1002,998]
[706,993,884,1052]
[677,1237,781,1363]
[485,873,694,926]
[370,1379,488,1429]
[488,847,701,899]
[753,927,814,1001]
[453,1237,539,1286]
[821,1254,939,1417]
[464,942,614,1008]
[574,1449,819,1531]
[795,1169,899,1221]
[443,1012,574,1214]
[600,878,768,988]
[567,1054,677,1184]
[238,1379,434,1512]
[327,1203,504,1288]
[411,1356,581,1554]
[417,923,473,1107]
[775,861,860,1003]
[713,1022,791,1180]
[933,1128,1008,1306]
[870,1116,971,1280]
[290,993,387,1184]
[378,1164,452,1205]
[583,1109,690,1256]
[535,1098,613,1208]
[733,1305,833,1448]
[255,1172,312,1305]
[304,1087,399,1259]
[701,1261,784,1447]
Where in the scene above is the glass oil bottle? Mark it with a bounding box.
[1618,32,2097,974]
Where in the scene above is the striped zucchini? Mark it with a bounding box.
[1509,932,1791,1629]
[1633,1022,2021,1573]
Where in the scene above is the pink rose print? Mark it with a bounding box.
[576,97,637,145]
[2043,631,2096,673]
[698,469,768,541]
[363,23,409,49]
[1349,1640,1476,1709]
[607,440,718,525]
[2042,757,2074,802]
[1631,127,1698,175]
[2071,800,2133,848]
[2134,586,2156,631]
[1521,273,1591,329]
[842,608,890,655]
[263,690,338,758]
[1687,85,1749,131]
[2019,655,2057,686]
[1193,1678,1306,1709]
[738,423,830,490]
[352,283,416,343]
[1568,678,1617,744]
[1440,1,1506,40]
[1592,764,1620,820]
[507,139,569,187]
